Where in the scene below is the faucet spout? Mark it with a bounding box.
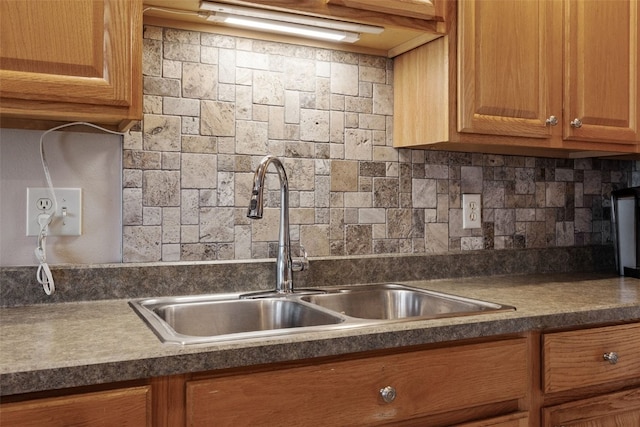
[247,155,295,294]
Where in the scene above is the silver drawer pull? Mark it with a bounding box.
[603,352,619,364]
[379,386,397,403]
[546,115,558,126]
[570,118,583,128]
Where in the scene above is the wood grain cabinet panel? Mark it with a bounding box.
[0,0,142,131]
[394,0,640,157]
[0,386,152,427]
[455,411,529,427]
[186,338,528,427]
[457,0,557,139]
[563,0,639,145]
[543,388,640,427]
[543,323,640,394]
[327,0,444,20]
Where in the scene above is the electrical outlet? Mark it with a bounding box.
[462,194,481,229]
[26,188,82,236]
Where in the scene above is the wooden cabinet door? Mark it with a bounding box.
[0,386,152,427]
[187,338,528,427]
[543,323,640,394]
[458,0,561,139]
[543,388,640,427]
[563,0,639,145]
[0,0,142,130]
[455,411,529,427]
[327,0,443,20]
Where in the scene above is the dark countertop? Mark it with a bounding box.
[1,273,639,397]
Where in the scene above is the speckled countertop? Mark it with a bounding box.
[1,273,639,397]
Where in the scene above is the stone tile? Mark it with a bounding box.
[345,224,372,255]
[253,70,285,105]
[143,114,180,152]
[373,84,393,115]
[545,182,566,207]
[200,207,234,242]
[330,160,358,192]
[235,120,268,154]
[300,110,330,142]
[373,178,398,207]
[143,170,180,206]
[330,62,358,95]
[412,179,437,208]
[201,101,235,137]
[123,226,162,262]
[181,153,217,189]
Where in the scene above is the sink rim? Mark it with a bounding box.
[130,294,360,345]
[130,283,515,345]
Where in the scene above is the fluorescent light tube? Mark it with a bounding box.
[212,13,359,42]
[200,1,383,43]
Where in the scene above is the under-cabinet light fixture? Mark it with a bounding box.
[199,1,383,43]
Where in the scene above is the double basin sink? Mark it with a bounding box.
[129,284,515,345]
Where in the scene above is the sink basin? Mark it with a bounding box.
[301,284,513,320]
[130,295,345,345]
[130,284,515,345]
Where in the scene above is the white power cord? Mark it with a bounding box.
[35,122,125,295]
[35,213,55,295]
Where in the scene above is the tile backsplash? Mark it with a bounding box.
[122,25,635,263]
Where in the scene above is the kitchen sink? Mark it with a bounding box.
[301,284,510,320]
[130,295,346,345]
[130,284,515,345]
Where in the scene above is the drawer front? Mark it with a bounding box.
[187,338,528,427]
[0,386,151,427]
[543,387,640,427]
[455,411,529,427]
[543,323,640,393]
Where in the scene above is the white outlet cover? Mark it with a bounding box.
[462,194,482,229]
[26,188,82,236]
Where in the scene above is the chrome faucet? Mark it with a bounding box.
[247,155,307,294]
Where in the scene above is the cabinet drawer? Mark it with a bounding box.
[543,387,640,427]
[187,338,528,426]
[455,411,529,427]
[0,386,151,427]
[543,323,640,393]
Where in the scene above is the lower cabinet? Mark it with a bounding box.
[186,337,529,426]
[0,385,151,427]
[543,388,640,427]
[456,412,529,427]
[5,323,640,426]
[541,323,640,427]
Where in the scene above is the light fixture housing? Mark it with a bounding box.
[199,1,384,43]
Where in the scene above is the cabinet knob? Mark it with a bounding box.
[545,115,558,126]
[603,352,619,364]
[379,386,397,403]
[570,118,583,128]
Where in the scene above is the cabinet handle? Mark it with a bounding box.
[603,352,619,364]
[545,115,558,126]
[570,118,583,128]
[379,386,397,403]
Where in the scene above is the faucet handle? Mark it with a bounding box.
[292,245,309,272]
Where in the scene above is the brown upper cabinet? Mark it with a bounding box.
[327,0,445,21]
[0,0,143,131]
[394,0,640,157]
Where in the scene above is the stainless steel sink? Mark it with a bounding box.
[130,295,346,345]
[130,284,515,345]
[301,284,511,320]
